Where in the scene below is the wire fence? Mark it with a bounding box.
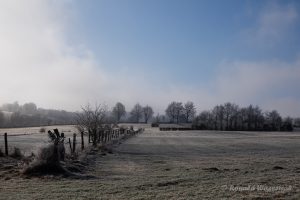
[0,126,144,157]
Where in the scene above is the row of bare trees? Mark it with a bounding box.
[1,101,298,132]
[163,101,294,131]
[129,104,154,123]
[165,101,196,123]
[0,101,154,128]
[76,104,107,146]
[111,102,154,123]
[76,103,145,146]
[193,103,293,131]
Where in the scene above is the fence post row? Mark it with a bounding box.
[0,127,144,158]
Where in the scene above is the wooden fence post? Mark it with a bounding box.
[101,130,104,143]
[69,138,72,153]
[73,133,76,153]
[4,133,8,156]
[98,130,101,143]
[81,132,84,150]
[88,130,91,143]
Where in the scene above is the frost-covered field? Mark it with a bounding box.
[0,127,300,199]
[0,125,78,136]
[0,125,80,155]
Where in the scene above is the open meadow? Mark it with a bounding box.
[0,125,81,156]
[0,126,300,199]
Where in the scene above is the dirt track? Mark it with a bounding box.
[0,128,300,199]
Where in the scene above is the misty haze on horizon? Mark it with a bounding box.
[1,1,300,117]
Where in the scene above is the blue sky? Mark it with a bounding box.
[71,0,251,84]
[71,0,300,73]
[0,0,300,116]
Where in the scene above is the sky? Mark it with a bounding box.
[0,0,300,117]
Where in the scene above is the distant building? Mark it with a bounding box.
[159,123,192,131]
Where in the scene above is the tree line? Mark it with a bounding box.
[0,101,154,128]
[161,101,297,131]
[0,102,75,128]
[192,103,294,131]
[109,101,298,132]
[1,101,299,131]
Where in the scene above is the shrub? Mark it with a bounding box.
[22,129,72,176]
[23,144,69,176]
[39,127,46,133]
[37,144,59,164]
[151,123,159,127]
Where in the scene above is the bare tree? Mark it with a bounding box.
[218,105,225,130]
[166,102,177,123]
[281,117,293,131]
[253,105,264,130]
[76,103,107,146]
[21,102,37,115]
[223,102,232,130]
[130,103,143,123]
[211,106,218,130]
[155,113,161,124]
[165,102,184,124]
[193,111,208,129]
[229,103,239,130]
[294,118,300,127]
[246,105,254,130]
[265,110,282,131]
[112,102,126,123]
[143,105,153,123]
[183,101,196,123]
[212,105,224,130]
[223,102,240,130]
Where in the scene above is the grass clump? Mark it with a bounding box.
[23,144,69,176]
[39,127,46,133]
[23,129,69,176]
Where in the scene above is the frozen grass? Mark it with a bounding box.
[0,125,78,136]
[0,125,87,156]
[0,128,299,199]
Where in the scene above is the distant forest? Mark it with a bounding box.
[159,101,298,132]
[0,101,299,131]
[0,102,75,128]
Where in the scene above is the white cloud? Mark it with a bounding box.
[0,0,202,113]
[0,0,108,111]
[265,97,300,117]
[258,3,297,38]
[0,1,299,118]
[244,2,298,46]
[214,59,300,117]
